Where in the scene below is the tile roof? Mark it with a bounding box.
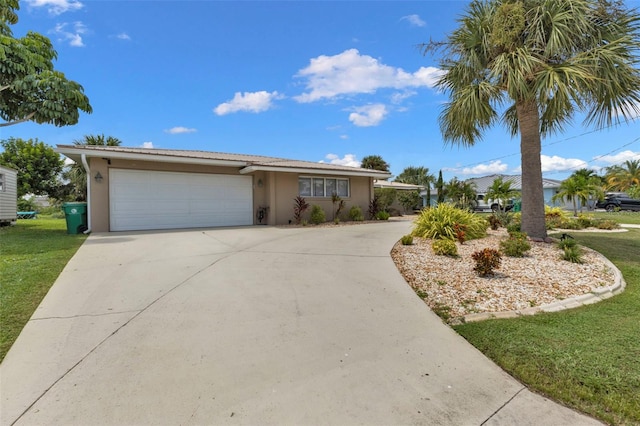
[466,174,562,193]
[56,145,392,178]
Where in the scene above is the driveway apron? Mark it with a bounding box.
[1,221,601,425]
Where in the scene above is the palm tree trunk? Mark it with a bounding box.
[517,100,547,240]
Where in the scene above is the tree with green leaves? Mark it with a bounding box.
[604,160,640,192]
[1,0,92,127]
[395,165,435,207]
[436,170,445,204]
[445,178,477,210]
[397,190,422,213]
[64,134,123,200]
[422,0,640,239]
[484,176,520,213]
[0,137,63,196]
[552,170,603,215]
[361,155,390,172]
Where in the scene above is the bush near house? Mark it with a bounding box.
[413,203,488,241]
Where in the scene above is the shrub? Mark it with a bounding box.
[374,188,397,212]
[348,206,364,221]
[400,235,414,245]
[557,238,577,250]
[376,210,390,220]
[500,232,531,257]
[17,197,37,212]
[576,214,595,229]
[562,245,583,264]
[557,218,582,229]
[412,203,488,241]
[293,196,310,225]
[545,205,569,220]
[453,223,466,244]
[471,248,502,276]
[431,239,458,256]
[594,219,619,230]
[368,195,381,220]
[309,205,326,225]
[331,193,346,221]
[487,214,501,230]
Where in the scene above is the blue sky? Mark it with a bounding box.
[3,0,639,181]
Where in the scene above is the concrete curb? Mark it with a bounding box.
[463,247,626,323]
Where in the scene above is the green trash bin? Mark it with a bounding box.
[512,200,522,212]
[63,202,88,234]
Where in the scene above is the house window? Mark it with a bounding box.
[299,177,311,196]
[313,178,325,197]
[298,177,350,198]
[0,174,4,192]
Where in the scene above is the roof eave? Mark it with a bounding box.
[240,165,391,178]
[55,146,249,168]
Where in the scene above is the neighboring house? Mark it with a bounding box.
[466,174,567,210]
[55,145,391,232]
[373,180,425,213]
[0,165,18,226]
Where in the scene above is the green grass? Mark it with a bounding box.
[0,218,86,362]
[588,211,640,225]
[454,229,640,425]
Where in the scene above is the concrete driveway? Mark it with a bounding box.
[1,220,600,425]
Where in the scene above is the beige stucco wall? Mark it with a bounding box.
[87,157,374,231]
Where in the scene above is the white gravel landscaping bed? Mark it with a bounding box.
[391,228,616,322]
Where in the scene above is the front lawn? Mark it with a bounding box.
[454,229,640,425]
[0,218,86,362]
[589,210,640,225]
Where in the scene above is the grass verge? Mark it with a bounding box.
[454,229,640,425]
[0,218,86,362]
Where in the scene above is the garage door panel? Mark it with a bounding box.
[109,169,253,231]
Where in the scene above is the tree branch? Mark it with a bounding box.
[0,112,37,127]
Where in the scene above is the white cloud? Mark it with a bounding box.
[339,134,349,140]
[116,32,131,41]
[511,155,588,173]
[294,49,443,103]
[320,153,361,168]
[214,91,283,115]
[596,150,640,166]
[25,0,83,15]
[141,142,154,148]
[451,160,509,175]
[400,14,426,27]
[540,155,588,173]
[348,104,388,127]
[164,126,197,134]
[51,21,87,47]
[390,91,417,104]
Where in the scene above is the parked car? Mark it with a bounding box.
[596,193,640,212]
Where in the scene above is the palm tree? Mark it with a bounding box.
[552,173,602,215]
[65,134,122,200]
[484,176,519,213]
[361,155,390,172]
[445,178,477,210]
[604,159,640,191]
[422,0,640,239]
[394,166,435,206]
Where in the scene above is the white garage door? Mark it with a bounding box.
[109,169,253,231]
